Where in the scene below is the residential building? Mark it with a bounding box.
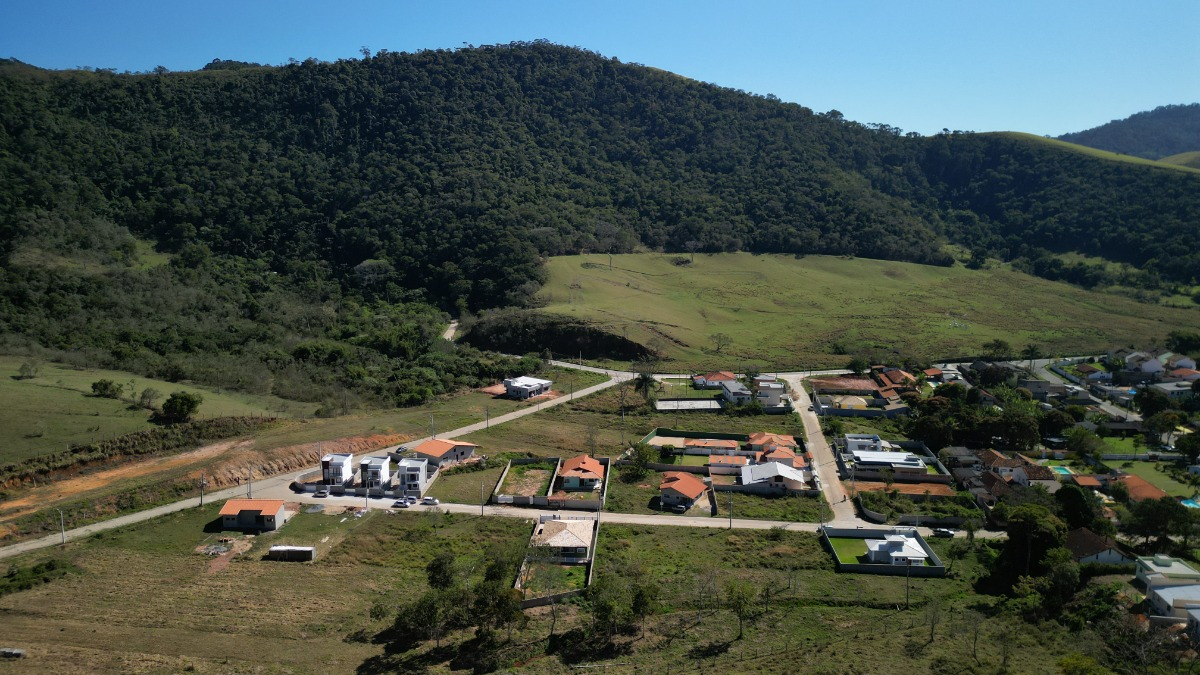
[1137,555,1200,588]
[1167,354,1198,371]
[940,447,982,470]
[1149,584,1200,619]
[1064,528,1132,565]
[396,458,431,494]
[850,450,927,475]
[755,383,793,412]
[749,432,799,452]
[740,461,808,491]
[411,438,479,467]
[1019,463,1061,493]
[1150,381,1196,400]
[359,456,391,488]
[865,534,929,566]
[1074,363,1111,382]
[659,471,709,509]
[321,453,355,485]
[1126,352,1164,374]
[219,499,287,532]
[560,454,604,491]
[844,434,885,453]
[693,371,736,389]
[503,376,552,399]
[762,446,806,469]
[1169,368,1200,381]
[976,450,1027,482]
[922,367,944,383]
[720,380,753,405]
[531,516,594,562]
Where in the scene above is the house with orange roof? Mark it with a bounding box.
[411,438,479,467]
[219,498,288,532]
[1072,475,1103,489]
[762,446,806,469]
[707,454,750,475]
[659,471,709,509]
[922,367,943,383]
[692,371,736,389]
[748,432,798,452]
[684,438,741,454]
[560,454,605,491]
[1114,474,1169,502]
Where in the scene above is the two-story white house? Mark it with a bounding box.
[321,453,355,485]
[396,458,431,495]
[360,456,392,488]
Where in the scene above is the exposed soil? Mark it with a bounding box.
[478,383,507,395]
[205,536,255,574]
[849,481,957,497]
[503,469,552,496]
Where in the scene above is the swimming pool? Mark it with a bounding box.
[1051,466,1074,476]
[1184,499,1200,509]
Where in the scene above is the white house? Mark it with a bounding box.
[219,499,287,532]
[1126,352,1164,374]
[844,434,885,453]
[396,458,431,495]
[865,534,929,566]
[1064,528,1132,564]
[740,461,808,491]
[503,376,552,399]
[321,453,355,485]
[1137,555,1200,589]
[360,456,392,488]
[693,371,736,389]
[720,380,753,405]
[1167,354,1198,371]
[851,449,927,476]
[1149,584,1200,619]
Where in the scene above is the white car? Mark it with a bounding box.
[392,500,409,509]
[422,497,440,506]
[314,489,329,498]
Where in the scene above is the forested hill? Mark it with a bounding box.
[1057,103,1200,160]
[3,42,1200,311]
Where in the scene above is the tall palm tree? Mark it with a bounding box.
[633,370,656,401]
[1020,344,1042,373]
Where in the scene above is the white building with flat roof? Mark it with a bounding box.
[850,449,926,474]
[396,458,431,495]
[504,376,552,399]
[866,534,929,566]
[321,453,355,485]
[844,434,885,453]
[359,456,392,488]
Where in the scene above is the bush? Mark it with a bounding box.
[90,379,123,399]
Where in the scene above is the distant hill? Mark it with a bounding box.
[1057,103,1200,159]
[1161,151,1200,169]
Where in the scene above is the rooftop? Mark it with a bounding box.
[851,450,925,470]
[534,519,594,549]
[1139,555,1200,578]
[561,454,604,481]
[659,471,708,500]
[219,499,285,516]
[412,438,479,458]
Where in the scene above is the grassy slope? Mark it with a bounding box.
[1161,151,1200,169]
[539,253,1200,371]
[0,356,313,464]
[995,132,1200,174]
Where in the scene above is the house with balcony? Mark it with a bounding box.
[321,453,355,485]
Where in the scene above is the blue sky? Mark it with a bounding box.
[3,0,1197,136]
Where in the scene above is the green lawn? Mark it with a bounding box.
[677,454,709,466]
[721,491,829,522]
[1117,461,1195,498]
[539,253,1200,371]
[428,465,506,504]
[827,536,870,563]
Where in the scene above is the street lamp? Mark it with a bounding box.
[57,509,65,545]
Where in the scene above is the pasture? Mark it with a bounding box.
[538,253,1200,371]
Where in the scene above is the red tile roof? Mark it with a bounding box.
[707,455,749,466]
[1072,475,1102,488]
[413,438,479,458]
[659,471,708,500]
[976,449,1024,469]
[1115,475,1169,502]
[1064,528,1127,562]
[694,371,736,382]
[762,447,806,468]
[219,499,285,517]
[561,454,604,481]
[923,368,943,378]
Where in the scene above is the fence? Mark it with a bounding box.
[820,525,946,577]
[493,457,611,511]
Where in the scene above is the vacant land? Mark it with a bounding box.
[428,464,506,504]
[1117,460,1195,497]
[539,253,1200,370]
[0,356,308,464]
[500,460,558,496]
[0,505,533,672]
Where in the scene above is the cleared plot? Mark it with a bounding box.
[500,461,558,496]
[719,491,829,522]
[428,464,506,503]
[1115,460,1194,497]
[539,253,1200,370]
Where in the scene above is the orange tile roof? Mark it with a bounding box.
[561,454,604,481]
[1073,475,1102,488]
[748,432,797,448]
[923,368,943,377]
[763,447,806,468]
[695,371,736,382]
[219,499,285,516]
[412,438,479,458]
[1116,475,1169,502]
[707,455,749,465]
[659,471,708,500]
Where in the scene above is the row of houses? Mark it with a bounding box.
[690,371,794,413]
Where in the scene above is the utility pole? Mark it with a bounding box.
[199,472,209,506]
[906,558,913,609]
[728,491,733,530]
[430,415,436,439]
[485,407,489,429]
[58,509,66,545]
[248,470,253,498]
[481,480,485,516]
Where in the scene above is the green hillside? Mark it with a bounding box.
[0,356,311,464]
[1161,151,1200,169]
[532,253,1200,370]
[1057,103,1200,159]
[997,133,1199,173]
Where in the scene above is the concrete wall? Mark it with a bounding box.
[820,525,946,577]
[494,457,610,511]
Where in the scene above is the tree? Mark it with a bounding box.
[138,387,162,410]
[474,579,525,640]
[1004,503,1066,577]
[1054,484,1098,530]
[633,369,656,402]
[1134,387,1172,418]
[709,332,732,353]
[588,574,630,637]
[1125,496,1189,547]
[724,578,756,639]
[1176,432,1200,464]
[1039,409,1076,437]
[17,360,40,380]
[623,442,657,480]
[426,550,458,590]
[1065,426,1105,462]
[1144,411,1183,447]
[846,356,870,376]
[91,379,123,399]
[684,240,702,262]
[631,581,659,638]
[1020,343,1042,372]
[982,338,1012,361]
[160,391,202,422]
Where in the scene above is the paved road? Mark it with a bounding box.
[777,373,856,523]
[441,320,459,341]
[1037,359,1141,422]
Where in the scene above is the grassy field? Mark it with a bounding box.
[428,465,506,504]
[0,505,534,672]
[1161,151,1200,170]
[0,355,311,463]
[998,132,1200,174]
[538,253,1200,371]
[721,491,828,522]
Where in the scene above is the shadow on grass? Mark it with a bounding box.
[688,638,733,659]
[547,627,633,665]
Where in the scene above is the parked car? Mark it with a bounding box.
[422,497,440,506]
[392,500,409,508]
[314,489,329,498]
[670,504,688,514]
[931,528,955,538]
[406,496,418,504]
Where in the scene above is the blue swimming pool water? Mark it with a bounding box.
[1183,499,1200,509]
[1051,466,1074,475]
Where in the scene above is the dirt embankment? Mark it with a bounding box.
[193,433,412,489]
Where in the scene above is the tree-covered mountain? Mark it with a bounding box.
[2,43,1199,405]
[1057,103,1200,160]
